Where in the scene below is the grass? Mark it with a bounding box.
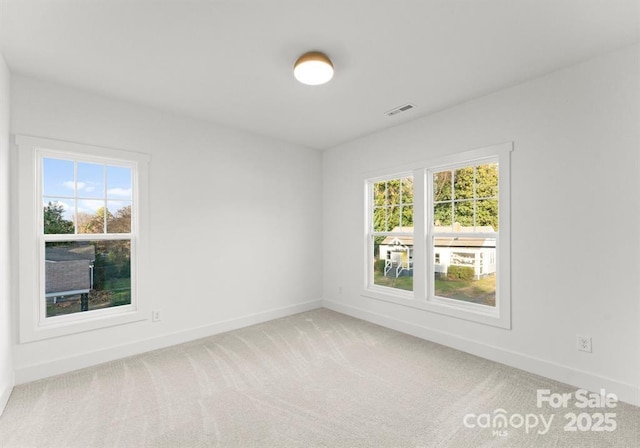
[46,277,132,317]
[104,277,131,290]
[374,270,413,291]
[373,267,496,307]
[435,275,495,306]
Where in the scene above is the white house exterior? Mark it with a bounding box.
[45,244,95,301]
[379,235,413,278]
[433,236,496,279]
[379,226,496,279]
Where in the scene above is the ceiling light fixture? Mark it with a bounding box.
[293,51,334,85]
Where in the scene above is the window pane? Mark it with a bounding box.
[476,199,499,231]
[401,177,413,204]
[43,199,75,234]
[476,163,498,199]
[77,200,106,234]
[371,176,414,231]
[45,240,131,318]
[387,179,401,205]
[433,237,496,307]
[401,205,413,228]
[389,206,400,231]
[434,202,452,228]
[433,171,452,202]
[454,167,474,200]
[453,201,474,227]
[77,162,104,199]
[372,236,413,292]
[107,201,132,233]
[373,181,386,206]
[43,158,76,197]
[107,166,132,200]
[373,206,387,231]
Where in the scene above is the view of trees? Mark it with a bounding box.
[433,163,499,231]
[371,164,499,234]
[43,201,74,234]
[372,177,414,232]
[44,201,132,235]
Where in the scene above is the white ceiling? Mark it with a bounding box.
[1,0,639,150]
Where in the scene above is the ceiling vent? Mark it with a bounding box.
[385,103,416,116]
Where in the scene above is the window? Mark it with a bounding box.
[43,158,133,318]
[367,175,414,294]
[363,142,511,328]
[430,162,498,307]
[17,136,150,342]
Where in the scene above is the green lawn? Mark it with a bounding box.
[373,268,495,306]
[374,270,413,291]
[435,275,495,306]
[46,278,132,317]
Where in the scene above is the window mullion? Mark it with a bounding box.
[74,161,79,235]
[449,170,454,227]
[103,164,107,234]
[473,166,477,229]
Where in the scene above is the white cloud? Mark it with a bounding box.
[77,199,104,214]
[62,181,88,191]
[50,200,71,210]
[47,200,74,220]
[107,187,132,197]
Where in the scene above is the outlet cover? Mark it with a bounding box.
[576,335,592,353]
[152,309,162,322]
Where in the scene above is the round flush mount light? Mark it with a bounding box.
[293,51,334,85]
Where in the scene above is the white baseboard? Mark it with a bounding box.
[15,299,323,385]
[323,299,640,407]
[0,372,15,417]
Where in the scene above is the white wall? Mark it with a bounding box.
[11,76,323,381]
[323,44,640,405]
[0,51,14,414]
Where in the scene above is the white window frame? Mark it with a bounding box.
[362,142,512,329]
[365,172,416,300]
[16,135,151,342]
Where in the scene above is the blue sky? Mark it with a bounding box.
[43,158,132,221]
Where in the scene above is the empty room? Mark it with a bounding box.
[0,1,639,447]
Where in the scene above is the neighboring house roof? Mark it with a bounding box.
[45,244,95,296]
[380,225,496,248]
[381,235,413,246]
[45,244,95,262]
[46,260,93,296]
[433,223,495,234]
[434,237,496,249]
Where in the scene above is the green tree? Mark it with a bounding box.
[433,163,498,231]
[107,205,131,233]
[372,177,413,232]
[77,207,112,234]
[43,202,74,234]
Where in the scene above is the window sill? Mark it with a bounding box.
[21,306,148,343]
[361,288,510,329]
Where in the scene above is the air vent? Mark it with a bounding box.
[385,103,416,116]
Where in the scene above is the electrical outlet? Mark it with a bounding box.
[576,335,592,353]
[152,309,162,322]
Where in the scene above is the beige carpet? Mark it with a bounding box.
[1,309,638,447]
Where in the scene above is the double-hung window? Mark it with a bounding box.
[364,142,511,328]
[429,161,499,307]
[17,136,150,342]
[367,175,415,295]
